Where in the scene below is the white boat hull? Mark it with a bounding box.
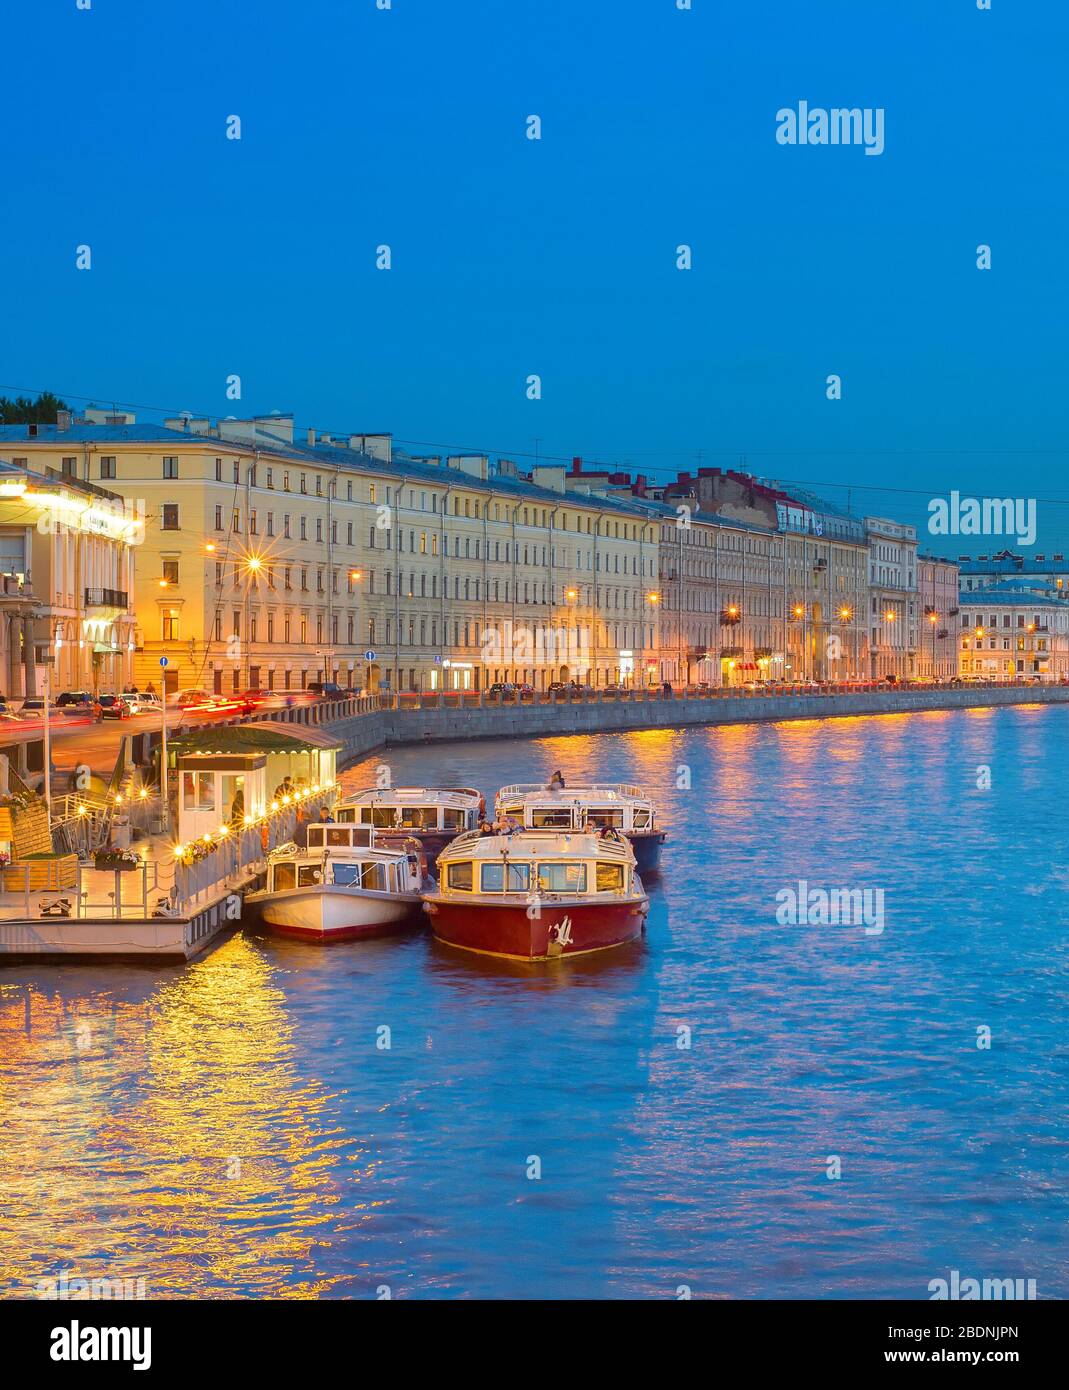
[246,884,422,941]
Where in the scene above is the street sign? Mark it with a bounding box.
[159,656,169,667]
[364,650,376,662]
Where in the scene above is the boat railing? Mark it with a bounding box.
[496,782,649,802]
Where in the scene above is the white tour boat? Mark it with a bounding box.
[334,786,484,865]
[494,782,665,873]
[246,822,430,942]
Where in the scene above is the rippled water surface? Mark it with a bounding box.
[2,707,1067,1299]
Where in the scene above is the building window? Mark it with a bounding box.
[215,459,222,480]
[163,456,178,479]
[162,610,179,641]
[162,504,179,530]
[61,457,76,477]
[214,505,223,530]
[100,456,116,480]
[249,509,257,535]
[162,559,179,585]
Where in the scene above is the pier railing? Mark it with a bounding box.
[173,804,301,910]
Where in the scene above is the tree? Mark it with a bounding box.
[0,391,71,424]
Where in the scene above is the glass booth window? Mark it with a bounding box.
[182,771,215,811]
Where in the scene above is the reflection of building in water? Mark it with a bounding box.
[0,940,347,1298]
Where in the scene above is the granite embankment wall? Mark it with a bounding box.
[298,685,1069,767]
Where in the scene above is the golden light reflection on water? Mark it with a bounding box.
[0,937,352,1299]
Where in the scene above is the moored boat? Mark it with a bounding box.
[246,822,429,942]
[334,787,484,866]
[494,782,665,873]
[423,828,649,961]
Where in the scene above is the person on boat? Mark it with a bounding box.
[319,806,334,823]
[478,820,496,837]
[548,769,565,790]
[597,824,622,842]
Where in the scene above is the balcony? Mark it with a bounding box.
[84,587,129,610]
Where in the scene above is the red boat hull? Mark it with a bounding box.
[424,896,647,960]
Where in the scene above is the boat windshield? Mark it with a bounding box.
[273,862,296,890]
[479,862,531,892]
[333,861,388,890]
[534,862,587,893]
[595,862,625,891]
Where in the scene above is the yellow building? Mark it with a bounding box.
[0,458,137,696]
[1,414,660,694]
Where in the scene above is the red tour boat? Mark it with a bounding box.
[423,829,649,961]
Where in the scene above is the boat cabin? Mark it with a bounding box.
[266,824,417,895]
[494,783,656,834]
[336,787,484,833]
[437,830,638,900]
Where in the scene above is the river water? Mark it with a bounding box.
[2,706,1066,1299]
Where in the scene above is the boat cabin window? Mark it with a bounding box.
[535,862,587,893]
[326,826,352,847]
[273,862,296,890]
[479,862,531,892]
[595,862,624,892]
[586,809,623,829]
[336,806,357,823]
[446,861,474,891]
[361,862,387,891]
[360,806,399,828]
[397,806,437,829]
[442,807,467,829]
[298,865,323,887]
[530,807,573,829]
[632,809,651,829]
[502,804,522,818]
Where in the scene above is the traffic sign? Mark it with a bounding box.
[159,656,169,667]
[364,649,376,662]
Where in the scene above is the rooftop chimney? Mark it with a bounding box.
[307,428,317,447]
[56,409,72,432]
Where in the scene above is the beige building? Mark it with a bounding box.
[958,580,1069,681]
[0,458,136,696]
[917,553,960,679]
[865,516,918,679]
[0,414,659,695]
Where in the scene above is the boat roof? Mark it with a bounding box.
[341,786,482,807]
[270,825,408,860]
[496,782,651,805]
[440,829,635,862]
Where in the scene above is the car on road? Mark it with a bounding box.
[98,694,133,720]
[18,697,68,719]
[487,682,518,701]
[173,689,215,709]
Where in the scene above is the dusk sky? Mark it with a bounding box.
[3,0,1067,549]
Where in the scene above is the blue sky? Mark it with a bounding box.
[2,0,1067,550]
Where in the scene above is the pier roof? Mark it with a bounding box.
[168,724,342,755]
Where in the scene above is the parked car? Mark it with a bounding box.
[487,682,517,701]
[98,694,132,720]
[306,681,345,699]
[126,691,164,715]
[56,690,100,715]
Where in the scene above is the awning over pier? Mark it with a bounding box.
[167,724,343,756]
